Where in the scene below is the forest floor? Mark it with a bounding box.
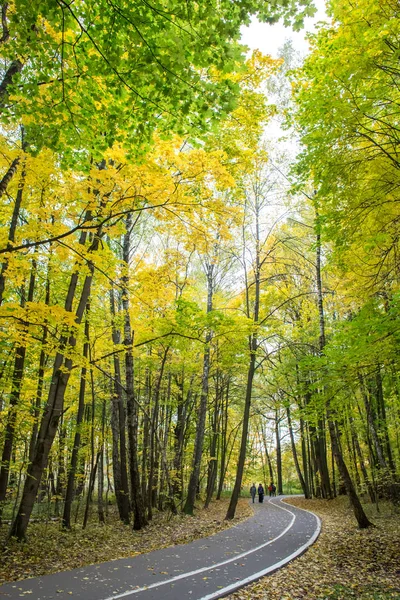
[0,498,252,585]
[1,496,399,600]
[227,496,400,600]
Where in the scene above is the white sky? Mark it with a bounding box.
[240,0,328,58]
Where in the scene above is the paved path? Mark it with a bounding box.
[0,497,320,600]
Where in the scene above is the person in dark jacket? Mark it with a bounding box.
[250,483,257,503]
[257,483,264,503]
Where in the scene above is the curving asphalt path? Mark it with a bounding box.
[0,497,320,600]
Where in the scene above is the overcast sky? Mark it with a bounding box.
[240,0,328,58]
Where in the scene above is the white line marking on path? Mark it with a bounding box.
[103,500,297,600]
[198,498,321,600]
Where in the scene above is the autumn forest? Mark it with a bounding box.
[0,0,399,593]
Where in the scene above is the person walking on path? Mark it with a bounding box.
[268,482,276,497]
[250,483,256,503]
[258,483,264,503]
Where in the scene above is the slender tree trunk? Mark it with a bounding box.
[226,348,256,520]
[54,418,66,517]
[350,415,375,503]
[358,374,388,470]
[147,349,168,520]
[275,409,283,495]
[375,368,396,473]
[226,192,261,520]
[286,405,309,498]
[0,156,25,306]
[98,398,106,524]
[141,364,151,502]
[216,378,229,500]
[9,224,101,540]
[259,421,274,483]
[109,287,130,524]
[0,258,36,518]
[315,210,373,528]
[62,318,89,529]
[299,411,311,498]
[122,213,147,529]
[0,156,20,198]
[204,376,221,508]
[172,372,188,500]
[184,262,214,515]
[28,269,51,464]
[158,378,171,511]
[82,452,100,530]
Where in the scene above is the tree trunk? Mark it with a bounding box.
[299,411,311,498]
[184,262,214,515]
[204,375,221,508]
[28,269,50,464]
[275,409,283,495]
[9,225,100,540]
[0,258,36,518]
[226,192,261,520]
[216,378,229,500]
[0,157,20,198]
[286,405,309,498]
[315,210,373,528]
[147,349,168,520]
[98,398,106,524]
[122,213,147,530]
[109,286,130,524]
[62,319,89,529]
[375,368,396,473]
[350,415,375,503]
[0,157,25,305]
[82,451,100,529]
[226,348,256,520]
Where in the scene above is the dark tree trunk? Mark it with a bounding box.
[286,405,309,498]
[226,192,261,521]
[315,210,373,528]
[184,262,214,515]
[260,422,274,483]
[122,213,147,530]
[9,225,100,540]
[204,374,221,508]
[147,349,168,521]
[62,319,89,529]
[350,415,375,503]
[0,257,36,518]
[54,417,66,517]
[172,372,188,500]
[375,368,396,473]
[28,269,50,464]
[82,451,100,529]
[275,409,283,495]
[299,412,311,498]
[109,287,130,524]
[98,398,106,524]
[0,157,20,198]
[216,378,230,500]
[0,155,25,305]
[327,412,373,528]
[0,59,23,105]
[226,348,256,520]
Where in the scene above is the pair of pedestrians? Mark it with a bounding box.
[249,483,265,503]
